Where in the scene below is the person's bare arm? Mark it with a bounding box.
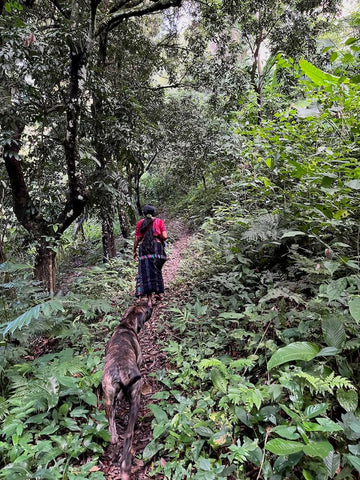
[133,237,140,260]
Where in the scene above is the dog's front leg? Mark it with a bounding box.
[120,381,142,479]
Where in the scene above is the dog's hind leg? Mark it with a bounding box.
[103,381,121,445]
[120,380,142,480]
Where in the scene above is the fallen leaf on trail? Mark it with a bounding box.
[141,383,153,395]
[89,466,100,472]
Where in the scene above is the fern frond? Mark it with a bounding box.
[198,359,228,377]
[290,251,325,275]
[0,396,9,420]
[0,293,111,337]
[259,287,305,305]
[293,370,355,394]
[242,213,280,242]
[0,299,65,336]
[230,358,255,370]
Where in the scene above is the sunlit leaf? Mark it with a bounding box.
[267,342,319,370]
[265,439,304,455]
[303,440,333,459]
[299,59,341,86]
[321,316,346,349]
[349,297,360,323]
[337,389,358,412]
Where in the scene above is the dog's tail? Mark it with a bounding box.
[119,374,142,394]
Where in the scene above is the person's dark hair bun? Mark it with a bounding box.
[143,204,156,216]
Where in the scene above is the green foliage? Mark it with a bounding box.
[0,244,137,478]
[0,348,107,479]
[145,48,360,473]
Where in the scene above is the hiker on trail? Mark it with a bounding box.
[133,204,168,307]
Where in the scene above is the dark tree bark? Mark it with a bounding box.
[102,219,116,263]
[3,45,88,292]
[0,242,5,263]
[249,32,264,126]
[92,31,117,263]
[3,0,183,289]
[118,207,130,239]
[34,238,56,293]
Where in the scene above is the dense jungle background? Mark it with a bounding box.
[2,0,360,479]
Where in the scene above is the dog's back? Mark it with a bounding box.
[101,301,152,479]
[104,324,142,393]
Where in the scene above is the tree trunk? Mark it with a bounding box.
[0,241,5,263]
[134,171,142,215]
[249,30,264,126]
[118,207,130,239]
[34,239,56,294]
[202,175,207,191]
[102,219,116,263]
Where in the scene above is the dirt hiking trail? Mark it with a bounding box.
[101,218,193,480]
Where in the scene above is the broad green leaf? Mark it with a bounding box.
[194,426,214,438]
[303,440,333,459]
[235,407,253,427]
[148,404,169,424]
[81,391,97,407]
[281,231,306,238]
[302,470,314,480]
[267,342,320,370]
[345,454,360,473]
[317,346,339,356]
[323,260,340,276]
[304,403,328,419]
[198,457,211,471]
[330,51,339,62]
[315,418,343,432]
[142,440,163,461]
[321,316,346,349]
[345,179,360,190]
[349,444,360,456]
[265,439,304,455]
[324,451,340,477]
[340,412,360,440]
[302,422,322,432]
[299,59,341,86]
[153,423,168,440]
[271,425,300,440]
[337,389,358,412]
[302,419,342,433]
[345,37,357,45]
[349,297,360,323]
[326,278,347,302]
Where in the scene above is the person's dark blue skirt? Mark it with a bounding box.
[135,242,167,296]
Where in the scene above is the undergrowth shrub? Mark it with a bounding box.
[0,250,136,479]
[145,205,360,479]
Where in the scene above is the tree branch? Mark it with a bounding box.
[49,0,71,19]
[96,0,183,37]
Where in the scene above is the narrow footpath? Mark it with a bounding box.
[101,219,193,480]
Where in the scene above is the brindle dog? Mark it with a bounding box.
[102,300,152,480]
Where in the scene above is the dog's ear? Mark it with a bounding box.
[136,305,153,332]
[120,308,138,332]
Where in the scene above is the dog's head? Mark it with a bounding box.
[121,301,153,333]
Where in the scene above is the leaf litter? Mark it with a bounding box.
[101,219,193,479]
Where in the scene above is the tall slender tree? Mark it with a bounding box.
[0,0,182,290]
